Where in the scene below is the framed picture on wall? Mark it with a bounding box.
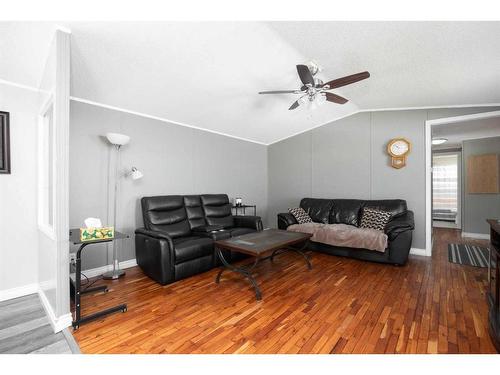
[0,111,11,174]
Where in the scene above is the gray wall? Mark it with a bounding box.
[70,101,268,270]
[462,136,500,235]
[268,107,499,250]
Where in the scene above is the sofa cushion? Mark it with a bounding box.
[201,194,234,228]
[300,198,334,223]
[362,199,407,219]
[288,207,313,224]
[184,195,206,229]
[330,199,364,226]
[359,208,392,231]
[141,195,191,238]
[172,236,214,264]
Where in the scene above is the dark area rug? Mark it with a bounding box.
[448,243,490,268]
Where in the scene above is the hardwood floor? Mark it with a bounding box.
[72,228,497,354]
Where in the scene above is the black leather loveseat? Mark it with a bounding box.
[278,198,414,265]
[135,194,262,285]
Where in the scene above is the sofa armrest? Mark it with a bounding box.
[135,228,174,246]
[385,210,415,240]
[234,215,263,231]
[134,228,175,284]
[277,212,298,230]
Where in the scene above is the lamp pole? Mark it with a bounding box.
[103,143,125,279]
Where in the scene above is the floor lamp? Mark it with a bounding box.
[102,132,143,279]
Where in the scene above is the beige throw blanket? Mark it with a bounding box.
[287,223,388,253]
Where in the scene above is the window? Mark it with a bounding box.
[432,153,459,222]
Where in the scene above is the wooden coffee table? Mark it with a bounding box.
[214,229,313,300]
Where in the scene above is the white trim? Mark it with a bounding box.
[462,232,490,240]
[37,288,72,333]
[268,104,500,145]
[0,77,41,92]
[410,247,429,257]
[72,258,138,279]
[55,25,72,34]
[0,283,39,302]
[361,103,500,113]
[2,75,499,146]
[69,96,269,146]
[268,110,360,145]
[425,110,500,260]
[2,76,499,146]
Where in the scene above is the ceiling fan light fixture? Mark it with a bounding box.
[298,96,308,106]
[306,60,320,76]
[259,62,369,110]
[316,94,327,106]
[432,138,448,145]
[313,78,324,87]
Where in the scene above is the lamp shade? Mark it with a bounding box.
[131,167,143,180]
[106,132,130,146]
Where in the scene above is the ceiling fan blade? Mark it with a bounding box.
[325,92,349,104]
[258,90,298,94]
[324,71,370,89]
[296,65,315,86]
[289,100,300,110]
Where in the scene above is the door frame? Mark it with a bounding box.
[425,110,500,256]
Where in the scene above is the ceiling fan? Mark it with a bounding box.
[258,62,370,110]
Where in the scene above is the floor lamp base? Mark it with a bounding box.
[102,269,126,280]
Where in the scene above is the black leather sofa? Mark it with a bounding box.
[135,194,262,285]
[277,198,414,265]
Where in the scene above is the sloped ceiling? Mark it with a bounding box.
[1,21,500,144]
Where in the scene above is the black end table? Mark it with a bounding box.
[232,204,257,216]
[69,229,128,329]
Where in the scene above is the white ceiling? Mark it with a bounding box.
[0,22,55,88]
[1,21,500,144]
[432,115,500,149]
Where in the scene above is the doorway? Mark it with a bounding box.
[432,151,461,229]
[425,110,500,255]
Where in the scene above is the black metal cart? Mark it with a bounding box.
[69,229,128,329]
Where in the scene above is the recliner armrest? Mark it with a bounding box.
[134,228,176,285]
[277,213,298,230]
[135,228,174,247]
[233,215,263,231]
[192,225,224,233]
[384,210,415,240]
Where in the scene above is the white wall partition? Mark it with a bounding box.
[37,29,71,332]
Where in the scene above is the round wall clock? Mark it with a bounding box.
[387,138,411,169]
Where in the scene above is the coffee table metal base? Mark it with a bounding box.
[215,240,311,301]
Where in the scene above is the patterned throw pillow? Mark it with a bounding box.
[359,208,391,232]
[288,207,313,224]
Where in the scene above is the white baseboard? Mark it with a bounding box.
[410,247,429,257]
[37,288,72,333]
[75,258,138,279]
[462,232,490,240]
[0,283,39,302]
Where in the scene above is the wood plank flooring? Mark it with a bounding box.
[72,228,497,354]
[0,294,76,354]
